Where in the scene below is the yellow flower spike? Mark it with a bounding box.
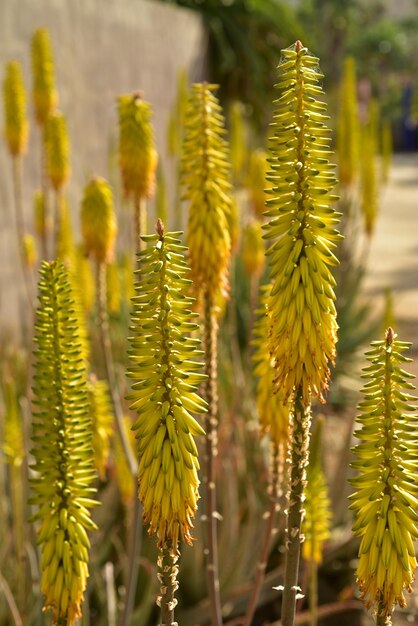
[264,42,342,405]
[350,328,418,621]
[336,57,360,187]
[2,60,29,156]
[247,149,269,219]
[360,120,378,237]
[241,220,265,277]
[22,234,37,269]
[302,417,332,565]
[252,285,290,445]
[30,260,98,625]
[181,83,232,299]
[119,252,135,306]
[117,92,158,200]
[88,377,113,480]
[81,177,117,265]
[44,111,70,190]
[31,28,58,125]
[127,220,206,547]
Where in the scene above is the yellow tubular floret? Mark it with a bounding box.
[30,261,97,625]
[80,177,117,265]
[181,83,232,299]
[127,222,206,547]
[337,57,360,187]
[118,92,158,199]
[350,328,418,619]
[2,60,29,156]
[264,42,342,405]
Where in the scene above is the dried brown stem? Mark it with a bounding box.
[158,541,180,626]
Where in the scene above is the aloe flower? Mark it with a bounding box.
[127,222,206,546]
[30,261,97,624]
[2,60,29,156]
[81,177,117,265]
[182,83,232,299]
[350,328,418,623]
[31,28,57,125]
[264,42,342,406]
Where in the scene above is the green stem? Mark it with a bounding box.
[203,293,223,626]
[54,187,62,259]
[242,442,283,626]
[158,541,179,626]
[281,387,311,626]
[11,156,34,313]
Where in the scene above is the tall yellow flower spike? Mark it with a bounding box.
[30,261,98,625]
[45,111,70,190]
[247,149,269,219]
[181,83,232,298]
[2,60,29,156]
[31,28,58,125]
[81,177,117,265]
[242,220,265,278]
[264,42,342,405]
[117,92,158,200]
[350,328,418,623]
[127,222,207,547]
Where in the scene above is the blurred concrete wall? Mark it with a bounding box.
[0,0,208,338]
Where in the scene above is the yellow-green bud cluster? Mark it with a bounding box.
[30,261,97,624]
[57,195,75,266]
[337,57,360,187]
[127,227,207,546]
[118,93,158,199]
[2,60,29,156]
[302,418,331,565]
[88,378,113,480]
[31,28,58,125]
[229,100,246,183]
[181,83,232,298]
[252,285,290,445]
[350,329,418,618]
[81,177,117,264]
[264,43,342,405]
[45,111,70,190]
[241,220,265,277]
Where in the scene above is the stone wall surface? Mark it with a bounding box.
[0,0,207,337]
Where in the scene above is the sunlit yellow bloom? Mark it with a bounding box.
[350,329,418,619]
[264,43,342,405]
[127,224,206,546]
[2,60,29,156]
[181,83,232,298]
